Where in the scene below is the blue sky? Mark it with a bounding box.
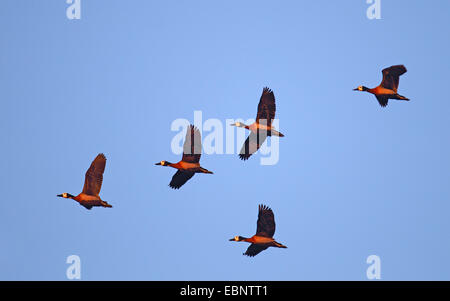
[1,0,449,280]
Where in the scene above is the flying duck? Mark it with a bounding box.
[230,87,284,160]
[229,204,287,257]
[156,124,213,189]
[354,65,409,107]
[57,153,112,210]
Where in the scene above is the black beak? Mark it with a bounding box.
[155,162,161,165]
[229,238,235,241]
[57,194,63,197]
[353,88,358,91]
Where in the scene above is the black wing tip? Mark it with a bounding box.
[259,204,272,212]
[243,253,256,257]
[96,153,107,160]
[186,124,202,143]
[169,184,182,190]
[188,124,200,132]
[238,154,251,161]
[384,64,407,75]
[393,64,407,71]
[262,87,273,94]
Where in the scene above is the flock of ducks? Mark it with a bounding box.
[58,65,409,256]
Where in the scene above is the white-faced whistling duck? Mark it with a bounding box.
[354,65,409,107]
[57,153,112,210]
[230,87,284,161]
[156,124,213,189]
[229,204,287,257]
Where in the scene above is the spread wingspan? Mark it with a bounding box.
[244,244,269,257]
[169,170,195,189]
[182,124,202,163]
[376,96,389,107]
[238,131,268,161]
[82,153,106,196]
[380,65,407,92]
[256,87,276,126]
[256,204,276,238]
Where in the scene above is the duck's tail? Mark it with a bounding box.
[101,201,113,208]
[271,129,285,137]
[273,241,287,248]
[199,167,213,174]
[396,94,410,101]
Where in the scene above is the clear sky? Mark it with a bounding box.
[1,0,449,280]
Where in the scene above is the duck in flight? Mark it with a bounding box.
[156,124,213,189]
[229,204,287,257]
[353,65,409,107]
[57,153,112,210]
[230,87,284,161]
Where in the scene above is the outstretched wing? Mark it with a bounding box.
[238,130,268,161]
[82,153,106,196]
[182,125,202,163]
[244,244,269,257]
[256,204,276,238]
[376,96,389,107]
[169,170,195,189]
[256,87,276,126]
[380,65,407,92]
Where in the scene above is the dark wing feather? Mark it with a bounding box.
[82,153,106,196]
[256,204,276,238]
[380,65,407,92]
[244,244,269,257]
[169,170,195,189]
[238,130,268,161]
[182,125,202,163]
[376,96,389,107]
[256,87,276,126]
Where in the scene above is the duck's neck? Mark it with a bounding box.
[237,123,250,130]
[167,162,180,169]
[366,87,376,94]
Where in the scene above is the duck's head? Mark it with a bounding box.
[57,193,74,199]
[155,160,171,166]
[230,122,246,128]
[353,85,369,92]
[229,235,245,242]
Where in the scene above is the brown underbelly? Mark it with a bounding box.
[74,193,102,204]
[80,199,104,206]
[173,162,200,170]
[249,236,274,244]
